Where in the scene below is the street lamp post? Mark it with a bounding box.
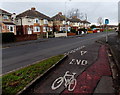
[65,0,71,37]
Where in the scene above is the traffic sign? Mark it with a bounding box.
[105,19,109,24]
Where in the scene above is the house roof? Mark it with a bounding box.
[0,9,12,16]
[51,12,70,21]
[70,16,82,23]
[3,22,15,25]
[81,20,91,24]
[16,8,51,20]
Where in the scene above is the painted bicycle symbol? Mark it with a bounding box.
[51,71,77,91]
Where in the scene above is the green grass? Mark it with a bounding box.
[2,54,64,95]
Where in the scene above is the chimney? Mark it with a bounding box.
[58,12,62,16]
[31,7,36,11]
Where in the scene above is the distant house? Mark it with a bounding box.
[0,9,16,35]
[81,20,91,29]
[15,7,53,36]
[69,16,82,31]
[51,12,71,32]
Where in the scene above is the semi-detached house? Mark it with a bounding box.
[51,12,71,32]
[0,9,16,35]
[15,7,53,36]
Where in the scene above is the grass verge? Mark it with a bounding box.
[2,54,64,95]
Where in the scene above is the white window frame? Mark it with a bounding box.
[67,21,70,25]
[7,25,14,32]
[43,19,48,24]
[68,27,71,31]
[43,27,46,32]
[50,28,52,31]
[34,18,39,23]
[34,26,40,32]
[62,21,66,25]
[3,15,9,19]
[60,27,63,31]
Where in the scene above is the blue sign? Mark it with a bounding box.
[105,19,109,24]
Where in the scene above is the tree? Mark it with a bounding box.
[67,8,86,20]
[90,25,96,29]
[97,17,103,28]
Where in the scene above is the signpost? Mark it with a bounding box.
[105,18,109,43]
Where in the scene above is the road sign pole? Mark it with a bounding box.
[106,25,108,43]
[105,18,109,43]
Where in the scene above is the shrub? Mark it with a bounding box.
[71,28,77,33]
[2,32,15,43]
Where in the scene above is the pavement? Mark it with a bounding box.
[2,34,86,48]
[2,38,48,48]
[19,42,115,94]
[98,33,120,95]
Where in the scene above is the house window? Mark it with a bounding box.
[62,21,66,25]
[28,18,32,22]
[68,27,71,31]
[67,21,70,25]
[43,27,46,32]
[34,18,39,23]
[34,27,40,32]
[3,15,9,19]
[7,25,14,32]
[2,26,4,30]
[60,27,63,31]
[43,19,48,24]
[10,26,13,32]
[50,28,52,31]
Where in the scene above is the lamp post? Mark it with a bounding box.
[65,0,71,37]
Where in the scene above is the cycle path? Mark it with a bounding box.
[23,43,112,94]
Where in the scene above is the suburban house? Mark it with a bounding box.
[0,9,16,35]
[15,7,53,36]
[69,16,82,31]
[51,12,71,32]
[81,20,91,29]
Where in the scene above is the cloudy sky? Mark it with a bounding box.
[0,0,119,25]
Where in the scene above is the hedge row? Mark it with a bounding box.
[2,32,15,43]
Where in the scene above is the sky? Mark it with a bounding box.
[0,0,119,25]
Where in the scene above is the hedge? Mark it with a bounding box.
[2,32,15,43]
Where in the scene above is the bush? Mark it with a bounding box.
[71,28,77,33]
[2,32,15,43]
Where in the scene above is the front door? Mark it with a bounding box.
[28,27,32,34]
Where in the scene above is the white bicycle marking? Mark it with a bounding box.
[65,46,85,55]
[81,51,87,56]
[51,71,77,91]
[69,59,88,65]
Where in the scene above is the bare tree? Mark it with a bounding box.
[67,8,85,20]
[97,17,103,28]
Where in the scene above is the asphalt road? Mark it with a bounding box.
[2,32,117,74]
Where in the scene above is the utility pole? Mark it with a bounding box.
[105,18,109,43]
[65,0,71,37]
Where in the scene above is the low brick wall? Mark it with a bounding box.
[54,33,67,37]
[15,34,37,42]
[67,33,76,36]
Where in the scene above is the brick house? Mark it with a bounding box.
[70,16,82,31]
[0,9,16,35]
[51,12,71,32]
[81,20,91,29]
[15,7,53,36]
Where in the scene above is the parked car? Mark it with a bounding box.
[92,28,102,33]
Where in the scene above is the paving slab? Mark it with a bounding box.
[93,76,114,94]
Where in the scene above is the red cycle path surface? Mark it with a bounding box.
[62,45,112,94]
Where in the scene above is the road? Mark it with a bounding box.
[2,32,116,74]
